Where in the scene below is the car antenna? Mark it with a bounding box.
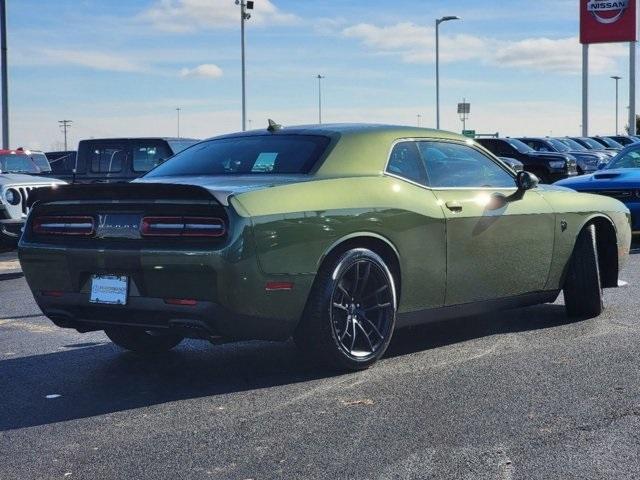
[267,119,282,132]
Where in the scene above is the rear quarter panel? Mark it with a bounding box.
[232,175,447,313]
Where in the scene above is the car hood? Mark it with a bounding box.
[554,168,640,189]
[0,173,67,186]
[135,174,312,205]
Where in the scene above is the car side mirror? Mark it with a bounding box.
[516,170,539,191]
[597,163,606,170]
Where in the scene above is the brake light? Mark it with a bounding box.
[41,290,65,297]
[164,298,198,306]
[33,216,95,236]
[141,216,225,237]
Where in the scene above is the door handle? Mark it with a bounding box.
[445,201,463,213]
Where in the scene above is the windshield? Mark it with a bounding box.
[0,154,39,174]
[145,135,332,177]
[547,139,570,152]
[560,138,587,151]
[577,137,606,150]
[29,152,52,172]
[597,137,623,148]
[606,147,640,169]
[505,138,534,154]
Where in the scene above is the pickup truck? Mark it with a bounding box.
[40,137,199,183]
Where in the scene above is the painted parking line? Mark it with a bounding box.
[0,319,57,333]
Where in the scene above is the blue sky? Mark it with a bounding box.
[6,0,635,150]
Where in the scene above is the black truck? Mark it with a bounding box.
[475,137,578,183]
[41,137,199,183]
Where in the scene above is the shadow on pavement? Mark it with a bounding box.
[0,302,573,431]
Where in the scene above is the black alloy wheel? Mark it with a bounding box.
[295,248,397,371]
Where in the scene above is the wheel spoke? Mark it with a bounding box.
[356,262,371,298]
[340,317,351,341]
[350,315,358,352]
[364,302,391,312]
[332,302,348,311]
[361,284,389,302]
[351,262,361,298]
[360,313,383,339]
[355,320,374,352]
[337,282,350,299]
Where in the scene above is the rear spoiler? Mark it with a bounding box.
[28,182,218,208]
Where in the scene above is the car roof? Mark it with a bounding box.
[205,123,462,141]
[204,123,470,178]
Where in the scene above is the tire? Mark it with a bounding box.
[0,235,17,251]
[104,327,183,354]
[294,248,397,371]
[563,224,603,318]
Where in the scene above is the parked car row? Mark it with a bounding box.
[555,141,640,235]
[475,135,640,184]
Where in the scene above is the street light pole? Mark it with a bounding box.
[611,76,622,135]
[435,15,460,130]
[236,1,253,131]
[176,107,181,138]
[1,0,8,149]
[317,74,324,124]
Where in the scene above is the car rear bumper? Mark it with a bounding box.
[19,243,315,341]
[34,291,296,341]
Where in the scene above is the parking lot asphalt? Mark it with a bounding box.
[1,248,639,480]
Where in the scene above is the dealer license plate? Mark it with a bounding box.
[90,275,128,305]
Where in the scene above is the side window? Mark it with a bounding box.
[386,141,427,186]
[497,140,514,156]
[417,141,516,189]
[529,141,549,152]
[90,147,126,173]
[132,142,173,173]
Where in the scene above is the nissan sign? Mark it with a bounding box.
[581,0,637,43]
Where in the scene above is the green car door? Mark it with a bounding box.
[416,140,556,305]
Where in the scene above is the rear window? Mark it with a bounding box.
[145,135,331,177]
[90,147,125,173]
[132,141,172,173]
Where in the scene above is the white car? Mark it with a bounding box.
[0,150,66,245]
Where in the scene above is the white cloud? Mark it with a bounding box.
[40,48,147,73]
[343,22,488,64]
[343,22,628,75]
[179,63,224,78]
[494,37,627,74]
[142,0,299,33]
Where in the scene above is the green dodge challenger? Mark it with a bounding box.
[19,124,632,370]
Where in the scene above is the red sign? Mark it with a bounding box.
[580,0,638,44]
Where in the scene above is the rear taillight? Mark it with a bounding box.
[33,216,95,236]
[140,216,225,238]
